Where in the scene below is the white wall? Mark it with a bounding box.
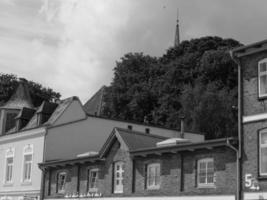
[0,130,45,195]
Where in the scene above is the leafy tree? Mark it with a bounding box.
[0,73,61,107]
[103,36,242,139]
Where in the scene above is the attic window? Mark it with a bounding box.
[145,128,150,134]
[127,125,132,130]
[4,111,19,133]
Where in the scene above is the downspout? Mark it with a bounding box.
[230,50,242,200]
[227,139,240,200]
[40,127,48,200]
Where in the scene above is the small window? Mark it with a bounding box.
[88,169,99,192]
[260,131,267,176]
[146,163,160,190]
[23,145,33,182]
[127,125,132,130]
[113,161,125,193]
[5,148,14,183]
[259,59,267,98]
[145,128,150,134]
[57,172,67,194]
[197,158,215,187]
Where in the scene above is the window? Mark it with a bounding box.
[23,145,33,182]
[88,169,99,192]
[146,163,160,190]
[259,59,267,98]
[197,158,215,187]
[57,172,67,194]
[113,161,124,193]
[260,131,267,175]
[5,148,14,183]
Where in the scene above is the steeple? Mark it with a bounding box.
[2,78,34,109]
[174,9,180,47]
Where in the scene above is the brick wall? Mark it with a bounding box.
[43,140,236,198]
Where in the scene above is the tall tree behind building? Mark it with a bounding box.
[0,74,61,107]
[102,36,242,139]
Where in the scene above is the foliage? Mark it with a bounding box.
[102,36,242,139]
[0,73,61,107]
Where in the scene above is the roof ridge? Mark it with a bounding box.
[115,127,168,139]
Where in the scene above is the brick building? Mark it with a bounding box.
[39,128,237,200]
[231,39,267,200]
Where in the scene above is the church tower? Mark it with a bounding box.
[174,9,180,47]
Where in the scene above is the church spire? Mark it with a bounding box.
[174,9,180,47]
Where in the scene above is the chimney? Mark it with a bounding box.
[180,114,185,138]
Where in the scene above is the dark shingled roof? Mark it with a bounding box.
[115,127,168,151]
[15,107,36,120]
[83,86,106,116]
[36,101,58,114]
[2,80,34,109]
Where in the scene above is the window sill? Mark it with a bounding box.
[147,186,160,190]
[21,181,32,186]
[3,182,13,187]
[258,175,267,180]
[197,184,216,189]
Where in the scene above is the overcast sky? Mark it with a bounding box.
[0,0,267,103]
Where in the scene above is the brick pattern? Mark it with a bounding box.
[44,141,236,198]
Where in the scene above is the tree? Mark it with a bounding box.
[0,73,61,107]
[103,36,242,139]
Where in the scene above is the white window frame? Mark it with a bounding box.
[57,172,67,194]
[113,161,125,194]
[259,131,267,176]
[22,144,33,183]
[146,163,161,190]
[4,148,14,184]
[258,58,267,98]
[88,168,99,192]
[197,158,215,188]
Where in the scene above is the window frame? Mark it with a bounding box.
[4,148,15,184]
[258,58,267,98]
[56,171,67,194]
[259,131,267,176]
[88,168,99,192]
[146,163,161,190]
[113,161,125,194]
[197,158,215,188]
[22,144,33,183]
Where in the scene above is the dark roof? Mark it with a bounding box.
[230,39,267,58]
[115,127,167,151]
[130,137,237,156]
[83,86,106,116]
[2,80,34,109]
[15,107,36,120]
[36,101,58,114]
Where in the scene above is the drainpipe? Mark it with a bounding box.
[180,115,185,138]
[227,139,240,200]
[230,50,242,200]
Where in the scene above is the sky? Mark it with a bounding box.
[0,0,267,103]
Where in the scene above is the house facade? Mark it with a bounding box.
[40,128,238,200]
[231,40,267,200]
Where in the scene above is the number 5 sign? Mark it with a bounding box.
[245,174,252,187]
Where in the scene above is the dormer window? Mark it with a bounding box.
[4,110,19,133]
[259,59,267,98]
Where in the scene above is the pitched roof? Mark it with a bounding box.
[2,79,34,109]
[99,127,168,157]
[83,86,106,116]
[115,127,168,151]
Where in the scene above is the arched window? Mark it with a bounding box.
[258,58,267,98]
[5,148,14,183]
[113,161,125,194]
[23,144,33,182]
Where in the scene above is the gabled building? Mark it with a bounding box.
[0,80,204,200]
[231,39,267,200]
[39,127,238,200]
[0,80,87,200]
